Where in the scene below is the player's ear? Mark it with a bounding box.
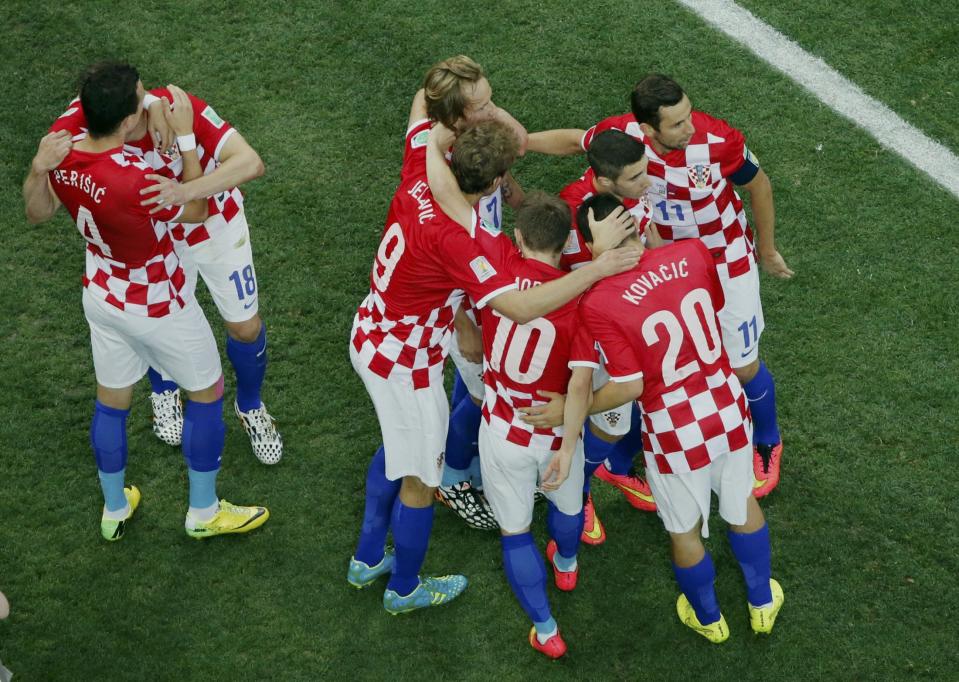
[638,122,657,139]
[595,175,615,192]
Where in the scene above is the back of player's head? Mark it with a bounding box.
[423,55,485,129]
[630,74,685,130]
[587,130,646,182]
[80,61,140,138]
[451,120,518,195]
[514,192,571,255]
[576,193,627,245]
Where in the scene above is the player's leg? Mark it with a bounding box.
[592,407,656,512]
[349,445,400,588]
[720,266,782,496]
[542,439,585,592]
[478,424,566,658]
[580,423,609,545]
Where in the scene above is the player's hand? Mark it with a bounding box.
[589,206,635,256]
[455,318,483,364]
[593,245,642,278]
[541,448,573,492]
[164,85,194,137]
[644,220,665,249]
[140,173,193,212]
[32,130,72,174]
[430,122,457,150]
[518,390,565,429]
[146,97,175,154]
[759,249,794,279]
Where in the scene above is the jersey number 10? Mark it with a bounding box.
[487,311,556,384]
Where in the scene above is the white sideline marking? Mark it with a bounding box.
[676,0,959,200]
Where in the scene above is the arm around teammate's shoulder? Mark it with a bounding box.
[23,131,70,224]
[526,129,586,156]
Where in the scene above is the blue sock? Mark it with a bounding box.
[467,454,483,489]
[387,501,434,596]
[355,446,401,566]
[583,428,611,495]
[227,325,267,413]
[673,552,722,625]
[187,469,219,510]
[91,401,129,511]
[728,523,773,606]
[441,464,470,487]
[743,362,781,446]
[501,532,552,624]
[606,408,643,474]
[546,502,582,569]
[146,367,178,394]
[444,395,481,473]
[451,369,469,407]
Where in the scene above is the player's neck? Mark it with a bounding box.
[74,132,126,154]
[127,113,148,142]
[464,191,484,207]
[521,248,562,269]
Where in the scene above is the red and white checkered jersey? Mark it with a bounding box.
[557,166,652,271]
[580,240,751,474]
[50,147,188,317]
[50,90,243,248]
[478,251,598,451]
[351,119,518,390]
[583,112,756,279]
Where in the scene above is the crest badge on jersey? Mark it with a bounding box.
[469,256,497,283]
[687,164,712,189]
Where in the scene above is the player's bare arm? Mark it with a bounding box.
[425,122,474,231]
[158,85,208,223]
[741,168,793,279]
[145,95,174,153]
[591,378,643,415]
[500,171,525,209]
[453,306,483,364]
[526,129,586,156]
[409,88,428,129]
[23,130,71,224]
[541,366,593,492]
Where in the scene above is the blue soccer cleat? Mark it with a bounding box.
[383,575,468,615]
[347,551,396,589]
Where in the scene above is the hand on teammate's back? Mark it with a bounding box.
[592,245,642,278]
[32,130,72,174]
[518,390,565,429]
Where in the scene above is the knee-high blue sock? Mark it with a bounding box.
[182,398,225,509]
[501,532,552,626]
[451,368,469,407]
[443,394,481,483]
[467,454,483,489]
[606,406,643,475]
[673,552,722,625]
[583,427,612,494]
[355,446,401,566]
[728,523,773,606]
[387,501,435,596]
[227,325,267,413]
[91,401,130,511]
[546,502,582,570]
[146,367,178,394]
[743,363,780,446]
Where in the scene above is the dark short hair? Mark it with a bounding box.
[80,61,140,138]
[515,192,571,255]
[587,130,646,182]
[630,74,685,130]
[576,193,626,244]
[451,120,518,195]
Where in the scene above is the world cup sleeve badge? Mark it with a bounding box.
[687,164,712,189]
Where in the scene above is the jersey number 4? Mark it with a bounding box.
[488,311,556,384]
[76,206,113,257]
[641,288,722,386]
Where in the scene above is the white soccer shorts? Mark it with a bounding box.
[349,343,449,488]
[478,421,585,534]
[645,444,753,539]
[83,289,222,392]
[448,329,485,402]
[717,260,765,369]
[588,361,632,438]
[177,214,259,324]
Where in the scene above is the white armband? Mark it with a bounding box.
[177,134,197,152]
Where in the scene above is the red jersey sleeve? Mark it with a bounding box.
[581,113,638,150]
[400,119,431,184]
[580,298,643,382]
[49,98,87,138]
[568,325,600,369]
[437,224,518,308]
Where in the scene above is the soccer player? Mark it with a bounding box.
[23,62,269,541]
[529,74,792,496]
[577,193,784,642]
[346,105,638,614]
[45,75,282,465]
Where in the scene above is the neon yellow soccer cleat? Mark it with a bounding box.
[676,594,729,643]
[185,500,270,539]
[749,578,785,634]
[101,486,141,541]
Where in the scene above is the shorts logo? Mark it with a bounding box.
[562,230,581,255]
[687,164,711,189]
[411,129,429,149]
[436,451,445,469]
[202,106,225,129]
[469,256,497,283]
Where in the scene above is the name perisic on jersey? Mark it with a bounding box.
[407,180,436,224]
[51,169,106,204]
[621,258,689,305]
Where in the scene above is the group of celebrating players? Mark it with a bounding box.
[348,56,791,657]
[23,54,790,660]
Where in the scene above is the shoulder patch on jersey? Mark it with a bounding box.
[202,106,225,129]
[410,129,429,149]
[479,218,500,237]
[469,256,498,283]
[744,146,760,166]
[562,230,582,255]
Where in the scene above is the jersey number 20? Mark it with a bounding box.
[641,288,722,386]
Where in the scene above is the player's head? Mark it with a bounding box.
[451,120,519,196]
[79,61,143,138]
[513,192,571,259]
[576,193,638,251]
[631,74,695,151]
[588,130,651,200]
[423,55,494,130]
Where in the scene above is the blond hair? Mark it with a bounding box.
[423,55,485,130]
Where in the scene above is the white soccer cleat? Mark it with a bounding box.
[150,389,183,446]
[235,401,283,464]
